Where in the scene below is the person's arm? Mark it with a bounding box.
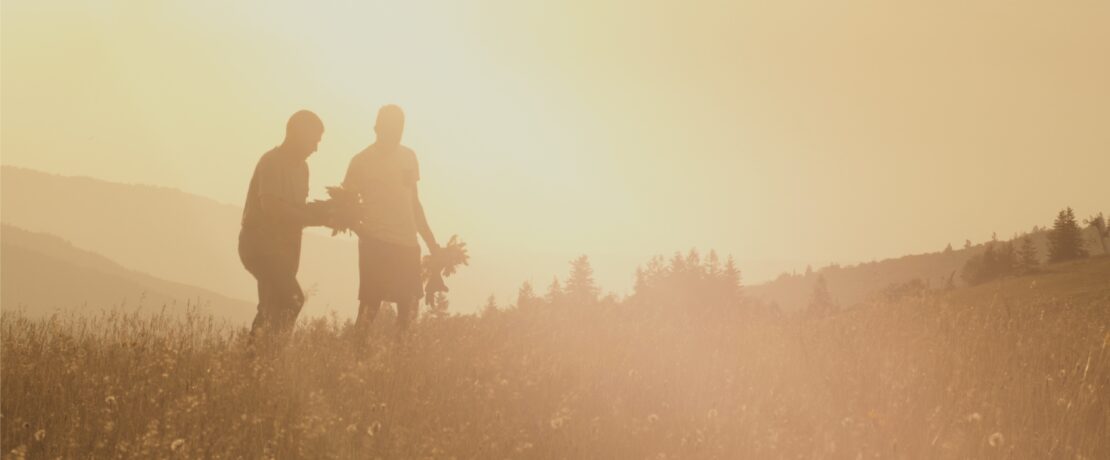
[412,186,439,252]
[260,191,314,227]
[341,155,373,237]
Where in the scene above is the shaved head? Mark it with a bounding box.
[374,105,405,147]
[283,110,324,158]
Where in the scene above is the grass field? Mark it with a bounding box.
[3,258,1108,459]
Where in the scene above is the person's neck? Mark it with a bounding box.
[373,140,401,152]
[278,143,306,161]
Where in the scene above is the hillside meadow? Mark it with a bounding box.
[2,257,1108,459]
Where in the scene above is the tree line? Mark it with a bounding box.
[961,207,1107,286]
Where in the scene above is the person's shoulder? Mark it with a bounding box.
[350,146,375,162]
[398,145,417,163]
[257,147,282,169]
[259,147,280,160]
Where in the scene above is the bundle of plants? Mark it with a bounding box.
[423,235,469,307]
[313,185,364,236]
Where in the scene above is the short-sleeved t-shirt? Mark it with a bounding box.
[343,144,420,247]
[241,147,310,245]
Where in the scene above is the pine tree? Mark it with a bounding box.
[964,240,973,250]
[1085,212,1108,255]
[705,250,721,277]
[566,255,599,304]
[545,276,564,304]
[517,281,538,309]
[1048,207,1088,262]
[997,241,1016,275]
[481,294,499,316]
[685,249,702,273]
[808,275,835,316]
[668,251,688,274]
[633,267,648,297]
[980,243,998,280]
[723,255,742,300]
[1018,237,1039,270]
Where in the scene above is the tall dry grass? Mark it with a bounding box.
[2,290,1107,458]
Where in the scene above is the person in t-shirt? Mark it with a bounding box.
[239,110,327,341]
[343,105,439,336]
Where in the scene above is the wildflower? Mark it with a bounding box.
[105,395,117,405]
[367,421,382,437]
[988,432,1004,447]
[966,412,982,423]
[549,417,565,430]
[346,424,357,433]
[33,429,45,442]
[171,439,185,451]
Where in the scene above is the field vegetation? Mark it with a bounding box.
[2,256,1108,459]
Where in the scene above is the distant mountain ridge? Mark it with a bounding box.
[1,224,254,322]
[0,165,360,318]
[4,165,1102,316]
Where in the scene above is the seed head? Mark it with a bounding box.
[367,421,383,437]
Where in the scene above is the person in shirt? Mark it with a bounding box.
[239,110,327,342]
[342,105,439,338]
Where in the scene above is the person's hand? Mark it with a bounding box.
[429,242,443,256]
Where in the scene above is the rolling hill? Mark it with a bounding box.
[1,225,255,322]
[0,166,360,317]
[743,223,1106,312]
[4,165,1104,315]
[947,254,1110,307]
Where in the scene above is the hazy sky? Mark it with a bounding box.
[3,1,1108,306]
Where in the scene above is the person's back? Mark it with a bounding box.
[241,147,310,268]
[238,110,325,341]
[342,105,439,338]
[343,143,420,247]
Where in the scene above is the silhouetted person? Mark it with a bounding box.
[343,105,439,337]
[239,110,326,342]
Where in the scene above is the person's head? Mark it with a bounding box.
[374,104,405,147]
[283,110,325,159]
